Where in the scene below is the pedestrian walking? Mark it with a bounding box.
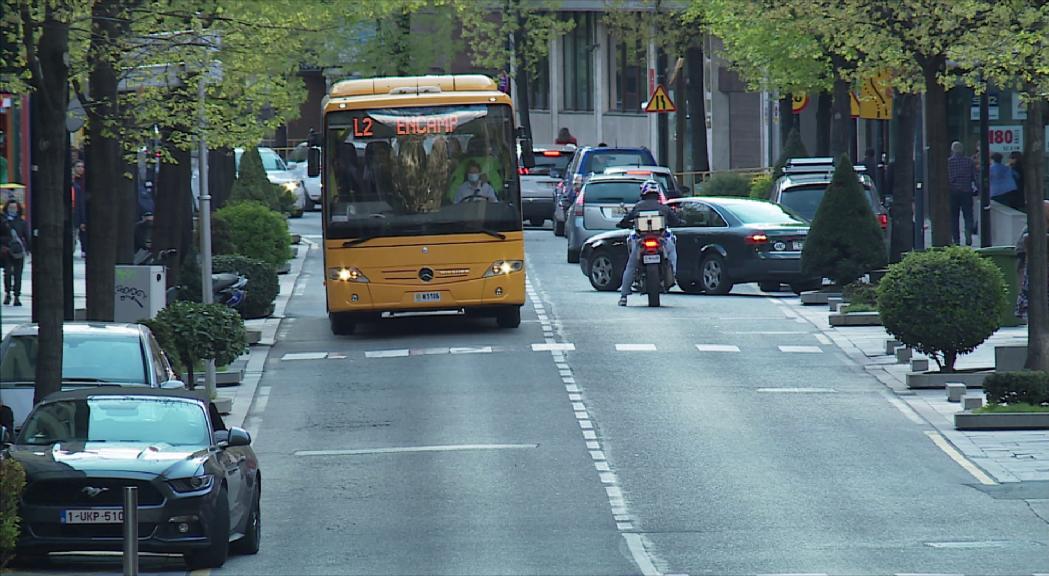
[1009,151,1025,207]
[947,141,977,246]
[555,127,577,146]
[990,152,1021,210]
[0,199,29,306]
[73,159,87,258]
[1014,201,1049,321]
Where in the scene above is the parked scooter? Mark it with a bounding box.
[133,249,247,309]
[629,211,675,307]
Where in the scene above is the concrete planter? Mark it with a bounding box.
[74,308,87,320]
[291,233,301,245]
[213,396,233,415]
[801,291,841,306]
[995,344,1027,372]
[195,368,244,388]
[906,369,992,389]
[245,328,262,346]
[290,246,300,258]
[829,311,882,326]
[955,411,1049,430]
[277,261,292,275]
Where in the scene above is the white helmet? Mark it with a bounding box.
[640,180,661,197]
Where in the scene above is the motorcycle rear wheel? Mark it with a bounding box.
[645,262,661,307]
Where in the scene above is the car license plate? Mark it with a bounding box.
[642,254,661,264]
[62,509,123,524]
[414,292,441,303]
[792,240,804,251]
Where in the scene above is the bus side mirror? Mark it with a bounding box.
[519,138,535,169]
[307,147,321,178]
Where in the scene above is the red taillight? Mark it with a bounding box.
[542,150,561,157]
[745,233,769,245]
[518,167,529,175]
[878,213,888,229]
[642,238,660,250]
[572,190,585,216]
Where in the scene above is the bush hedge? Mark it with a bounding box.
[749,173,773,200]
[878,245,1006,372]
[801,156,886,286]
[230,146,285,213]
[701,172,750,197]
[0,458,26,568]
[213,201,292,267]
[154,301,247,391]
[842,281,878,307]
[983,371,1049,406]
[213,255,279,319]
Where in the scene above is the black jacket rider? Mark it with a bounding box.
[617,197,683,229]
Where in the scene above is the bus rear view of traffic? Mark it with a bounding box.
[309,75,533,335]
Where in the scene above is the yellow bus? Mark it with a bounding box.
[308,75,533,335]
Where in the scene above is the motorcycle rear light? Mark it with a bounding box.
[878,213,888,229]
[642,238,660,250]
[745,233,768,245]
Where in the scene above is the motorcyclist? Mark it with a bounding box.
[616,180,682,306]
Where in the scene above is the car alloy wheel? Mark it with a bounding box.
[589,255,613,290]
[701,254,733,295]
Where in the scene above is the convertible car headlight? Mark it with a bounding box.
[168,474,214,493]
[281,181,299,192]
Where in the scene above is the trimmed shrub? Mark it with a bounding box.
[0,458,26,568]
[213,254,279,319]
[801,156,887,285]
[213,201,292,267]
[878,246,1006,372]
[140,317,182,375]
[772,126,809,181]
[983,371,1049,406]
[701,172,750,197]
[749,173,773,200]
[154,301,246,392]
[842,281,878,307]
[230,146,285,212]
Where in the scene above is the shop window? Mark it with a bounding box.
[562,13,595,112]
[609,39,646,113]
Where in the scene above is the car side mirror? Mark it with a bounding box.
[225,426,252,447]
[160,379,186,390]
[307,147,321,178]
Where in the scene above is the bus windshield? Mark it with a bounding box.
[324,104,521,240]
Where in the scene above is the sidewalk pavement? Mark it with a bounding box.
[786,294,1049,484]
[0,241,313,432]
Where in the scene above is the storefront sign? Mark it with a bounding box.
[971,94,999,120]
[986,125,1023,154]
[1013,93,1027,120]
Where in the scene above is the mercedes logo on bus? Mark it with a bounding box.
[419,268,435,282]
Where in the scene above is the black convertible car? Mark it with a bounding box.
[5,388,260,569]
[579,196,822,295]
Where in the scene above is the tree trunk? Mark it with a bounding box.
[30,8,70,404]
[116,151,136,264]
[209,148,235,209]
[674,57,686,173]
[153,135,193,287]
[890,93,918,263]
[779,95,794,146]
[829,74,852,158]
[84,0,124,320]
[687,46,709,172]
[923,56,951,247]
[1024,97,1048,371]
[816,91,831,156]
[513,23,533,139]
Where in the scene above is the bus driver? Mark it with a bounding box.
[453,161,498,203]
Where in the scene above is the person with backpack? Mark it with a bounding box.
[1,198,29,306]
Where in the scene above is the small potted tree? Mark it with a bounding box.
[800,156,887,305]
[154,301,247,398]
[878,246,1007,388]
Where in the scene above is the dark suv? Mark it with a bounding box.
[552,146,657,237]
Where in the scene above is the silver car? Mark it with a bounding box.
[0,322,184,430]
[234,147,307,218]
[520,145,575,227]
[564,175,667,263]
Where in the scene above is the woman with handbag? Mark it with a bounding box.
[1,199,29,306]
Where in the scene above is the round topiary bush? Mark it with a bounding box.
[213,254,279,319]
[154,300,246,391]
[231,146,285,212]
[700,172,751,197]
[878,245,1007,372]
[213,200,292,267]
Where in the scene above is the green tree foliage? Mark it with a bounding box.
[213,201,292,267]
[154,301,246,391]
[801,157,887,285]
[749,173,773,200]
[773,127,809,181]
[877,246,1006,372]
[701,172,750,197]
[0,458,26,568]
[230,147,284,212]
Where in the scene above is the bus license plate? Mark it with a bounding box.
[62,509,123,524]
[642,254,661,264]
[414,292,441,303]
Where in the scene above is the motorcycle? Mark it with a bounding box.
[630,211,675,307]
[133,248,248,309]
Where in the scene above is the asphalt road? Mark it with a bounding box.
[16,214,1049,575]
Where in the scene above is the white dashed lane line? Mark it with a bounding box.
[778,345,823,353]
[615,343,658,352]
[280,352,329,361]
[695,344,741,353]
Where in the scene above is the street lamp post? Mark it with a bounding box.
[196,21,216,400]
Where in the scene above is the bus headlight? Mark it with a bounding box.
[484,260,523,277]
[328,266,369,283]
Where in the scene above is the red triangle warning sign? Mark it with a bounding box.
[645,84,676,113]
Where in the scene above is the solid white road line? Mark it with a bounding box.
[280,352,329,361]
[294,444,538,457]
[695,344,741,352]
[622,533,661,576]
[882,392,925,425]
[925,431,997,485]
[616,343,658,351]
[778,345,822,353]
[814,334,832,345]
[757,388,836,393]
[364,349,410,358]
[532,342,576,351]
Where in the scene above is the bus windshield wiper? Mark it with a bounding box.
[342,235,381,248]
[467,228,506,240]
